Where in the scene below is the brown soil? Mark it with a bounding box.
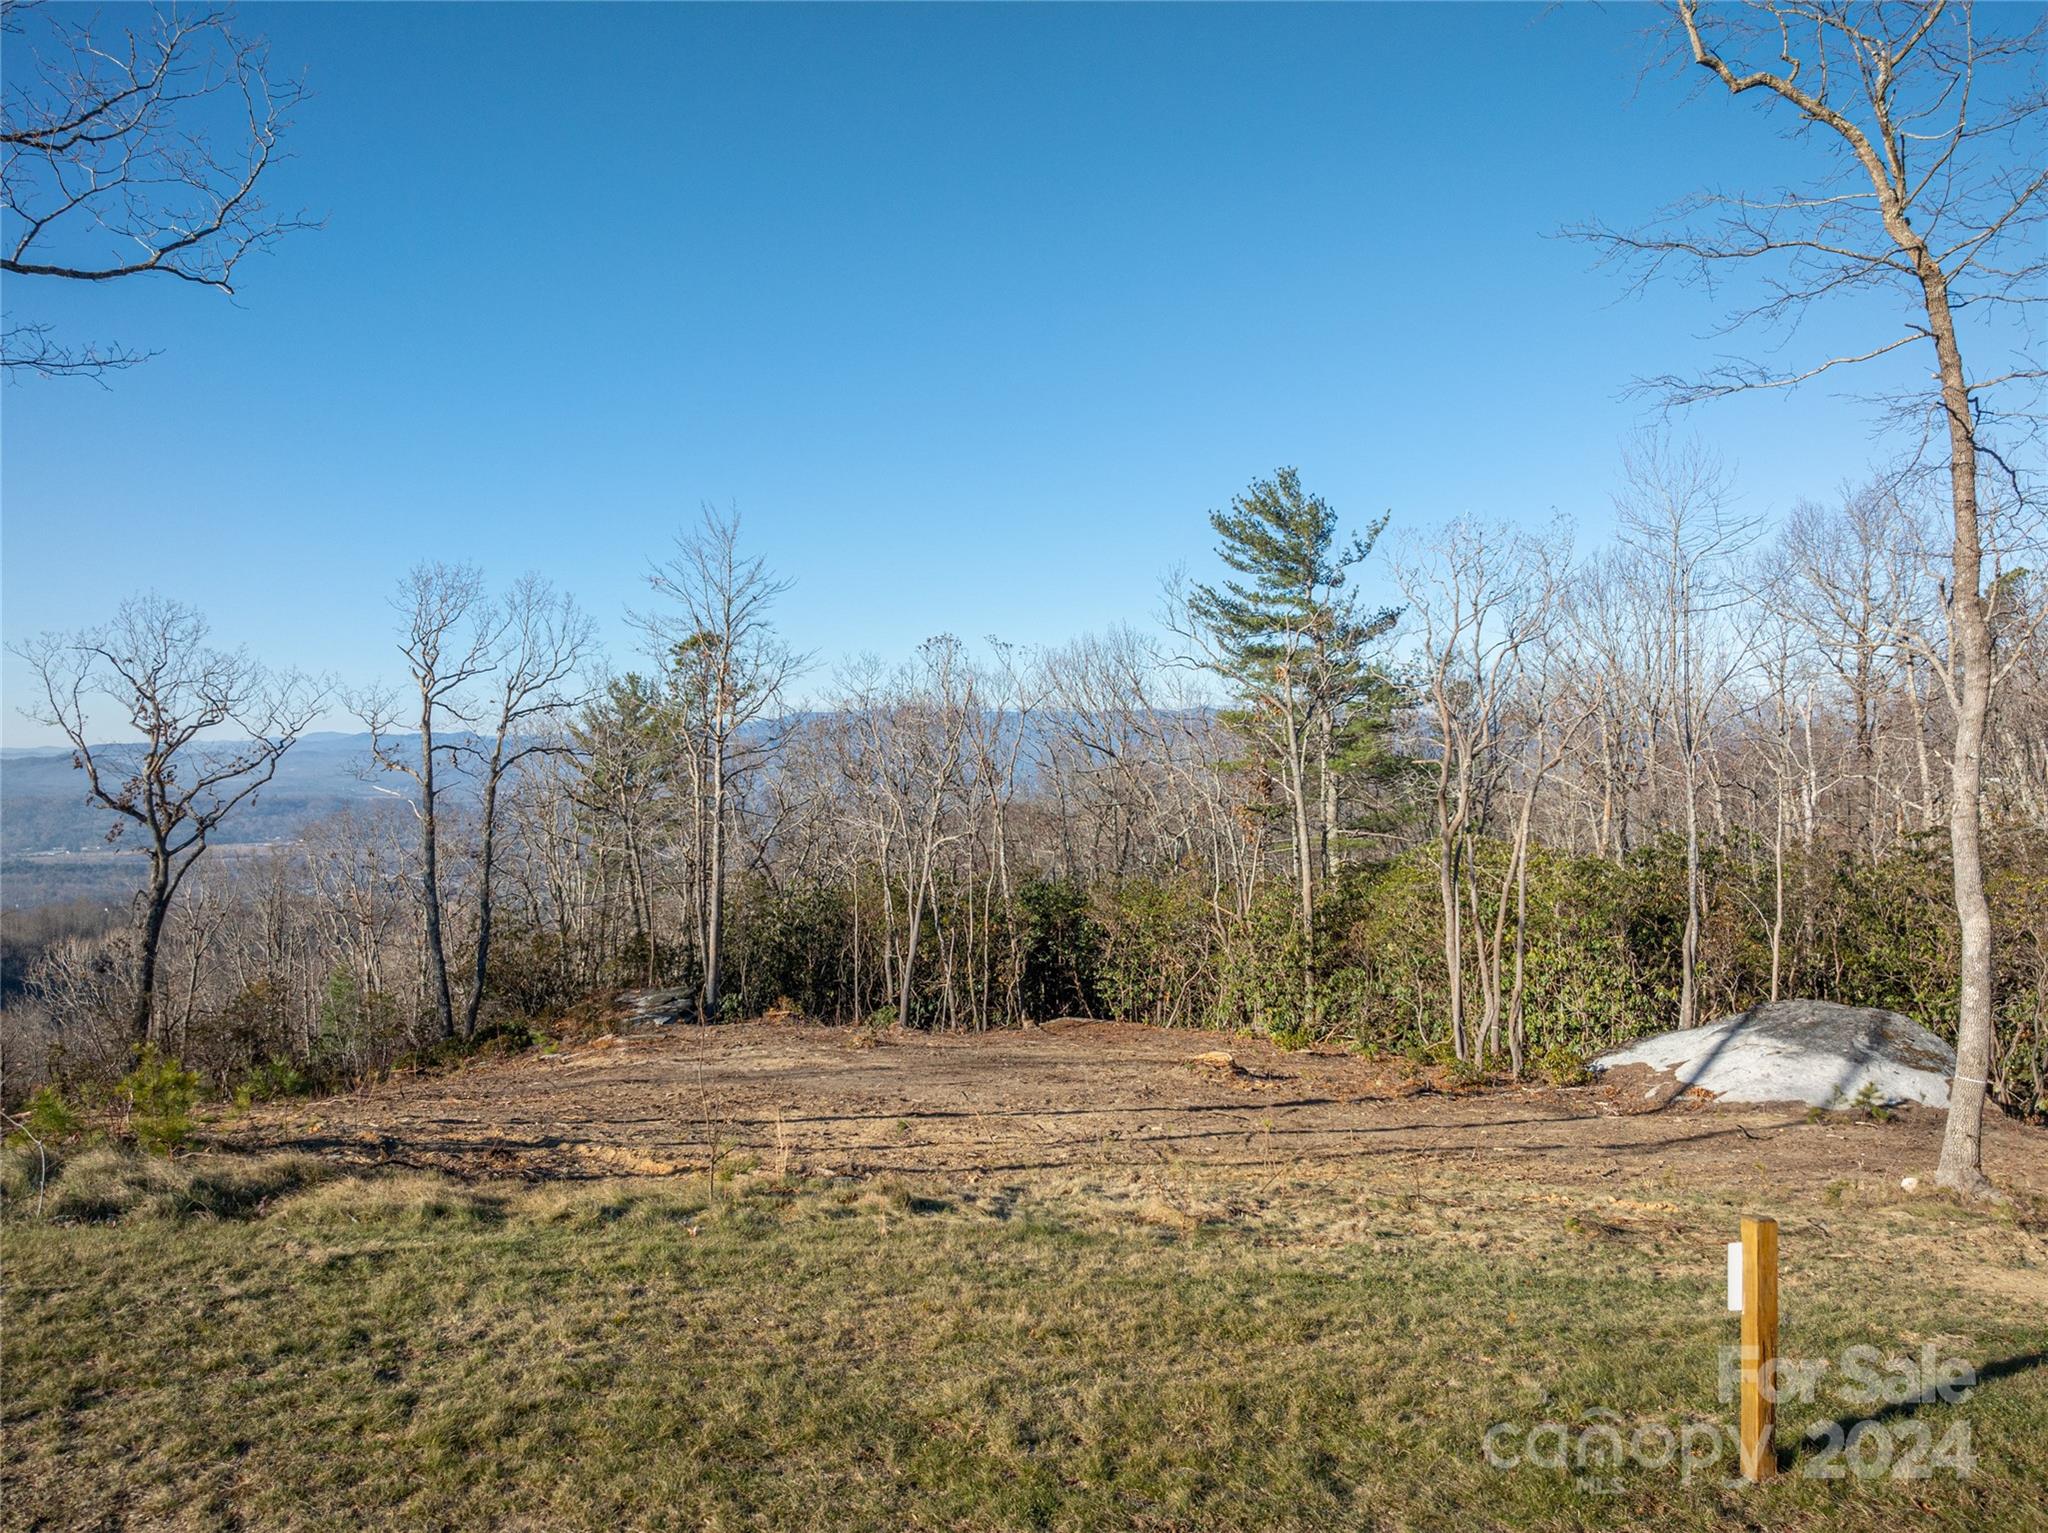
[220,1019,2048,1206]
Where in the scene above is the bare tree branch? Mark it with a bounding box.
[1,1,315,379]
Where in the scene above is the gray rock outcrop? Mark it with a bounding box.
[1591,999,1954,1109]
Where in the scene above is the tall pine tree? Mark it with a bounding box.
[1188,468,1398,1030]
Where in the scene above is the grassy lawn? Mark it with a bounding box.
[3,1150,2044,1531]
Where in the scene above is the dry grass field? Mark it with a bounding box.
[5,1022,2045,1531]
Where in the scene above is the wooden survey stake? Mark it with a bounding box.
[1738,1215,1779,1483]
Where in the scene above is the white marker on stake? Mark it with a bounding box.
[1726,1240,1744,1313]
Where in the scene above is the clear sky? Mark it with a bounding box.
[0,2,1987,745]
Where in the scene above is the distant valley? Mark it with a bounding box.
[1,732,412,908]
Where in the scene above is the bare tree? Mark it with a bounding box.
[831,640,976,1028]
[1,1,313,378]
[1581,1,2047,1195]
[1616,439,1756,1033]
[11,594,321,1046]
[1395,517,1562,1063]
[302,804,411,1039]
[1771,484,1936,859]
[1559,550,1667,861]
[1986,567,2048,827]
[360,563,503,1044]
[961,639,1040,1029]
[504,748,604,1001]
[636,506,802,1022]
[458,576,593,1038]
[1495,664,1597,1076]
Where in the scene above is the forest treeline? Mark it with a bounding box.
[6,449,2045,1118]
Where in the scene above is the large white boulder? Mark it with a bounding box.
[1591,1000,1954,1109]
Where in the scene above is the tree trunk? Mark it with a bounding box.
[1438,823,1464,1061]
[1507,813,1536,1078]
[129,858,172,1049]
[462,754,505,1040]
[416,704,456,1043]
[1924,268,1998,1198]
[1282,710,1317,1029]
[1903,661,1938,831]
[703,745,726,1021]
[1680,756,1702,1032]
[898,855,926,1029]
[1316,708,1336,883]
[1770,763,1787,1003]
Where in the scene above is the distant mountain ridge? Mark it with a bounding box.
[1,731,416,856]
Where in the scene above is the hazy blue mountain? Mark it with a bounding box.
[0,731,414,856]
[0,732,442,907]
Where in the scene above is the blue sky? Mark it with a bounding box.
[0,2,1985,744]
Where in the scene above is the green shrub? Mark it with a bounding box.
[8,1085,84,1147]
[117,1046,201,1156]
[469,1016,540,1053]
[1531,1042,1593,1087]
[1268,1021,1317,1052]
[723,876,853,1020]
[311,967,400,1080]
[235,1059,309,1106]
[1016,877,1100,1020]
[1091,878,1219,1030]
[1848,1082,1895,1123]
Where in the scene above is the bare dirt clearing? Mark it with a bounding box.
[223,1019,2048,1209]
